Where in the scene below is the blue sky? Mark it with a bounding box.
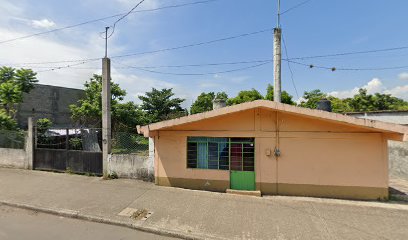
[1,0,408,107]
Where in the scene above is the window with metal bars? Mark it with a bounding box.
[187,137,255,171]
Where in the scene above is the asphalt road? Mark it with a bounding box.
[0,205,178,240]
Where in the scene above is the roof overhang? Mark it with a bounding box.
[137,100,408,141]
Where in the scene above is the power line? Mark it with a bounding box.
[281,0,313,15]
[110,28,273,59]
[104,0,146,40]
[113,0,146,26]
[0,0,221,45]
[281,33,299,98]
[113,60,272,76]
[2,27,273,66]
[285,59,408,71]
[1,58,101,66]
[16,59,272,70]
[34,60,98,73]
[286,45,408,61]
[120,59,273,69]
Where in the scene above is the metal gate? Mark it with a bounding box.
[33,128,102,175]
[230,139,256,191]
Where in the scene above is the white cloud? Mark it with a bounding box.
[0,25,103,88]
[328,77,408,101]
[328,78,384,99]
[398,72,408,81]
[364,78,385,93]
[111,70,197,108]
[0,0,185,106]
[31,19,56,29]
[384,85,408,100]
[0,2,23,22]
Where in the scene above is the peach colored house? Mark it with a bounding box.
[138,100,408,200]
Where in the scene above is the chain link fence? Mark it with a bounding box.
[36,128,102,152]
[112,132,149,155]
[0,129,26,149]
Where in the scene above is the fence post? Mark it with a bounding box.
[26,117,34,170]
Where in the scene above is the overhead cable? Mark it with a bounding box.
[0,0,221,44]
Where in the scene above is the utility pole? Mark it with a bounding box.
[102,27,111,177]
[273,0,282,103]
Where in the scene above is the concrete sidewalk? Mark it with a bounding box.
[390,178,408,201]
[1,168,408,240]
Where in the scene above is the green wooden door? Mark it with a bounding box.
[230,141,255,191]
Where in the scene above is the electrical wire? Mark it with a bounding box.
[103,0,146,39]
[0,28,273,65]
[113,0,146,26]
[16,59,272,71]
[113,60,272,76]
[285,59,408,71]
[2,58,101,66]
[34,60,98,73]
[0,0,221,45]
[119,59,273,69]
[281,33,299,98]
[286,45,408,61]
[110,28,273,59]
[2,27,273,66]
[280,0,313,15]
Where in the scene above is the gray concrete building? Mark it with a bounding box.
[346,110,408,125]
[16,84,84,129]
[347,110,408,181]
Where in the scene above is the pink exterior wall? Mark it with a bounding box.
[153,108,390,199]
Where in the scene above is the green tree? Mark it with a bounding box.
[36,118,53,131]
[70,74,145,131]
[299,88,408,113]
[324,96,350,113]
[190,91,228,114]
[113,101,148,131]
[191,92,215,114]
[0,110,18,130]
[0,82,23,116]
[36,118,53,144]
[345,89,408,112]
[139,88,186,123]
[265,84,295,105]
[0,67,38,118]
[227,89,263,106]
[299,89,354,113]
[299,89,327,109]
[215,91,228,101]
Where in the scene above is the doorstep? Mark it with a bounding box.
[226,189,262,197]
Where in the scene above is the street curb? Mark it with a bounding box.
[391,194,408,202]
[266,195,408,211]
[0,200,223,240]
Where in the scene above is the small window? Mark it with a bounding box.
[187,137,255,171]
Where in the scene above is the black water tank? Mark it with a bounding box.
[317,99,332,112]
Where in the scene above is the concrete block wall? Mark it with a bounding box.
[0,148,26,169]
[348,112,408,181]
[389,141,408,181]
[0,118,33,170]
[108,153,154,181]
[16,84,85,128]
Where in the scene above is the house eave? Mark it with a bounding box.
[138,100,408,140]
